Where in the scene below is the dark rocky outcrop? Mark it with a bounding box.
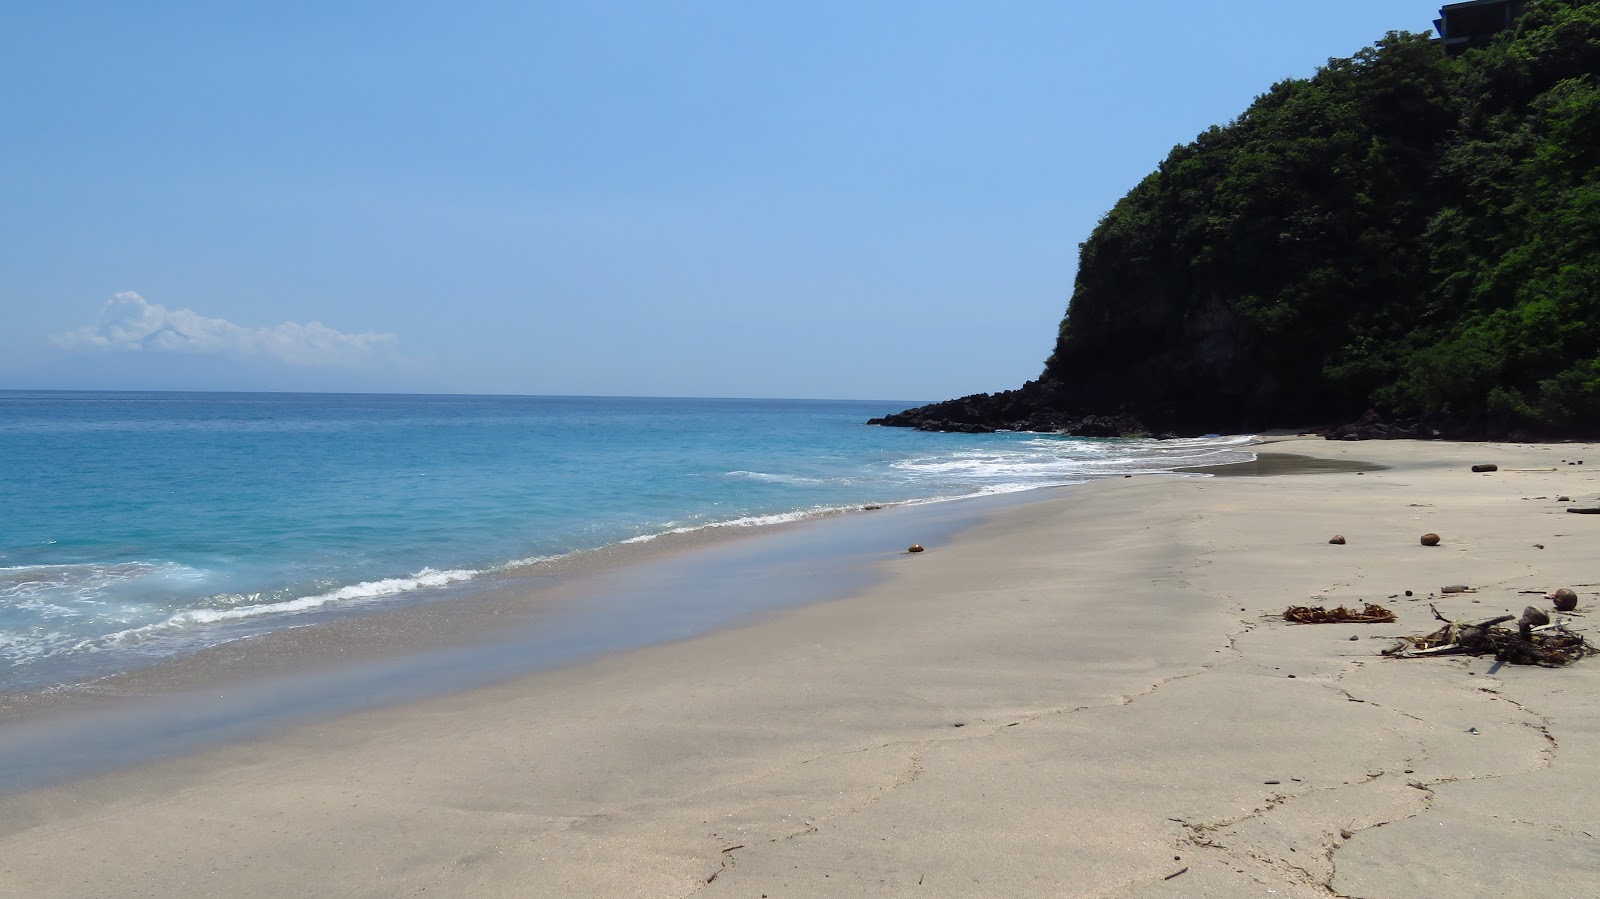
[866,381,1166,438]
[1317,407,1552,442]
[1321,409,1443,442]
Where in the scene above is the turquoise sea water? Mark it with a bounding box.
[0,391,1254,689]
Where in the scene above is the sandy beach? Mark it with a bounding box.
[2,435,1598,897]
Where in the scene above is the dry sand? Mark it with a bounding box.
[2,436,1598,897]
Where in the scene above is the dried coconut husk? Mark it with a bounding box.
[1519,605,1550,641]
[1284,603,1397,624]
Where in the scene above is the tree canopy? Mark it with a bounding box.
[1040,0,1600,435]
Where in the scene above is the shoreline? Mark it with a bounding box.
[0,486,1047,714]
[0,430,1265,740]
[1,429,1259,704]
[3,436,1597,896]
[0,485,1069,791]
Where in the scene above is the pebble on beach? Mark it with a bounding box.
[1551,587,1578,612]
[907,544,925,553]
[1420,533,1441,546]
[1471,463,1499,472]
[1329,535,1346,545]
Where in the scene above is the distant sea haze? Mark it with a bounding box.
[0,392,1255,689]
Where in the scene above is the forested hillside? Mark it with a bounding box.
[875,0,1600,438]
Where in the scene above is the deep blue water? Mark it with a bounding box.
[0,391,1253,688]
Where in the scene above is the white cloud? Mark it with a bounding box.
[54,292,401,367]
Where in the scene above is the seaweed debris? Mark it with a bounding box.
[1283,603,1397,624]
[1384,605,1594,667]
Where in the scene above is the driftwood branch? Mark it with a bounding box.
[1388,611,1593,666]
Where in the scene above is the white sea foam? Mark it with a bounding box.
[889,434,1256,487]
[42,566,473,659]
[0,561,206,616]
[163,568,479,625]
[723,470,849,486]
[615,437,1258,547]
[0,560,198,590]
[620,504,867,543]
[496,554,562,571]
[14,567,481,664]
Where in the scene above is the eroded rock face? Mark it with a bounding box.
[867,380,1168,437]
[1325,409,1437,441]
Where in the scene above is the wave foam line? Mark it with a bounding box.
[0,560,202,591]
[619,503,871,544]
[496,554,563,571]
[166,568,479,626]
[723,470,850,486]
[58,569,483,654]
[617,483,1063,545]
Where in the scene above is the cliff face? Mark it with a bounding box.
[875,1,1600,439]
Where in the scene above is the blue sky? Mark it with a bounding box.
[2,1,1446,400]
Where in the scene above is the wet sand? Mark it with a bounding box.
[2,436,1598,897]
[1179,450,1388,477]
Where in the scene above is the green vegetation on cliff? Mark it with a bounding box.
[1040,0,1600,435]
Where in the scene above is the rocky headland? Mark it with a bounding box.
[874,2,1600,442]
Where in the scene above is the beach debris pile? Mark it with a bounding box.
[1384,604,1594,667]
[1283,602,1397,624]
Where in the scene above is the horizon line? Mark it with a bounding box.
[0,387,936,405]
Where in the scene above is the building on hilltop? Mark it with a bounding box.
[1434,0,1527,55]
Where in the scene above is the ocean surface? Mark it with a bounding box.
[0,391,1254,691]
